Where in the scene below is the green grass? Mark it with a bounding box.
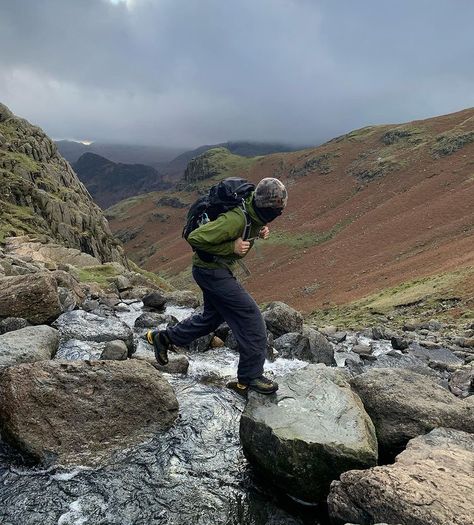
[431,130,474,157]
[266,220,351,249]
[309,267,474,330]
[0,201,46,243]
[105,192,161,220]
[127,260,175,291]
[76,264,123,285]
[181,147,260,189]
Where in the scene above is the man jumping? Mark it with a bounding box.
[147,177,288,395]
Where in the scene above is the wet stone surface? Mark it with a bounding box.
[0,301,321,525]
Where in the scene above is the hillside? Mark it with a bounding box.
[108,108,474,322]
[73,152,172,208]
[0,103,125,264]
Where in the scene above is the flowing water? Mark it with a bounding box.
[0,302,328,525]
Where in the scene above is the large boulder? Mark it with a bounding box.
[262,301,304,337]
[240,365,377,503]
[0,273,62,324]
[164,290,200,308]
[407,343,463,372]
[273,327,335,365]
[53,310,135,354]
[0,325,59,367]
[350,368,474,459]
[0,360,179,465]
[328,427,474,525]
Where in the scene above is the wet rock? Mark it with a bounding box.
[210,336,225,348]
[352,344,372,355]
[101,340,128,360]
[363,352,440,378]
[82,298,100,312]
[225,329,239,350]
[134,312,178,328]
[408,343,463,372]
[214,322,230,341]
[329,331,347,343]
[262,301,304,337]
[189,333,214,352]
[0,360,179,465]
[371,326,395,340]
[0,317,30,334]
[390,335,409,351]
[164,290,200,309]
[120,286,153,301]
[350,368,474,459]
[274,328,335,365]
[53,310,135,354]
[328,428,474,525]
[0,273,62,324]
[58,286,77,312]
[240,365,377,503]
[134,354,190,375]
[449,363,474,398]
[142,291,167,310]
[55,339,104,360]
[0,325,59,367]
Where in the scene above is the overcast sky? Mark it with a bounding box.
[1,0,473,148]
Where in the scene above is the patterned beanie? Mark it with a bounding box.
[253,178,288,208]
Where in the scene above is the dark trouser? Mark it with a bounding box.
[166,266,266,384]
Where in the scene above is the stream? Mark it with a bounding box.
[0,302,329,525]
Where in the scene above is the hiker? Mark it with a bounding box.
[147,177,288,395]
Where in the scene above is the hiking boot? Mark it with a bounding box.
[247,375,279,394]
[146,330,170,366]
[227,376,279,396]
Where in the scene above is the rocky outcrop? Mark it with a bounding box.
[0,273,62,324]
[262,301,304,337]
[328,428,474,525]
[0,325,59,367]
[53,310,135,354]
[0,102,125,264]
[350,368,474,458]
[240,365,377,503]
[0,360,179,465]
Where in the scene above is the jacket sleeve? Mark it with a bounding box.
[187,210,244,256]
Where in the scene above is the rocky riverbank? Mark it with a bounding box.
[0,237,473,524]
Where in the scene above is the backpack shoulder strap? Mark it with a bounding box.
[240,200,252,240]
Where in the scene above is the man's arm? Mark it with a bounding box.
[187,211,243,256]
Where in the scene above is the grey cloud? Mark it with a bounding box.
[0,0,473,148]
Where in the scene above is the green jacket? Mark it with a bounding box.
[187,192,266,270]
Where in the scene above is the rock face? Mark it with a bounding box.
[0,273,62,324]
[0,102,125,264]
[350,368,474,458]
[328,427,474,525]
[0,325,59,367]
[240,365,377,503]
[53,310,135,354]
[0,360,179,465]
[262,301,304,337]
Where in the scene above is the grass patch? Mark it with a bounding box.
[289,152,338,178]
[105,192,161,220]
[76,264,122,285]
[181,147,259,188]
[127,260,175,291]
[381,126,426,145]
[431,130,474,157]
[309,267,474,330]
[346,152,404,182]
[266,220,351,249]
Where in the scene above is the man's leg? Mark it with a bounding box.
[192,267,267,385]
[165,292,223,346]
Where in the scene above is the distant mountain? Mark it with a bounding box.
[108,107,474,319]
[73,152,172,208]
[162,140,302,181]
[56,140,185,168]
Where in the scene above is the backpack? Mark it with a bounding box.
[182,177,255,262]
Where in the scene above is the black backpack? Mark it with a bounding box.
[182,177,255,262]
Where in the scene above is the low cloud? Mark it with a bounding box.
[1,0,473,148]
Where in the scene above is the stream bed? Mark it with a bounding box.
[0,302,329,525]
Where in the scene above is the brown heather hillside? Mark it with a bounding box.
[108,108,474,321]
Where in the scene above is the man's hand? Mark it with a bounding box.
[259,226,270,240]
[234,237,251,256]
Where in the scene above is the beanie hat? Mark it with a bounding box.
[253,178,288,208]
